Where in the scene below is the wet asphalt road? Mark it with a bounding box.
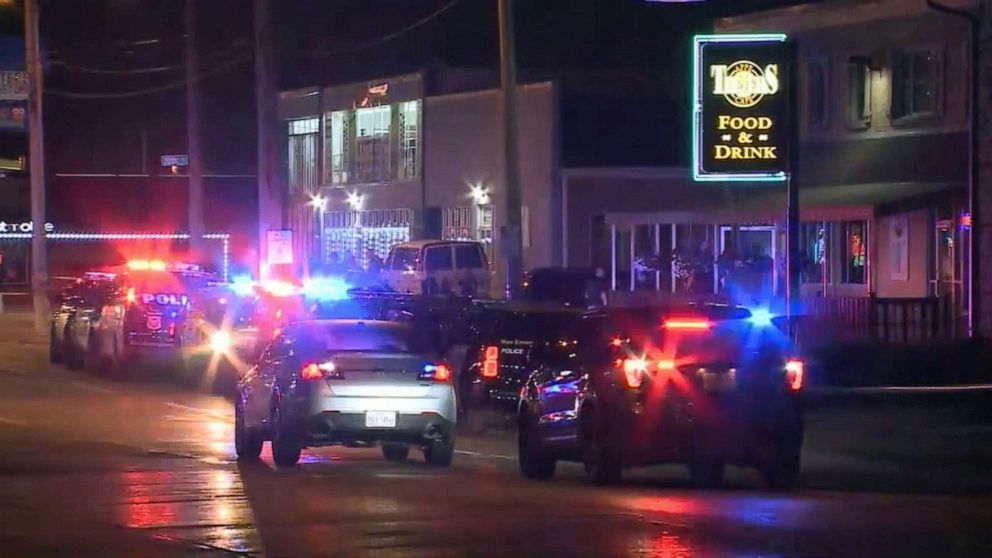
[1,313,991,557]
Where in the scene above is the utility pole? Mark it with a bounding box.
[185,0,205,258]
[25,0,48,332]
[254,0,279,279]
[498,0,523,299]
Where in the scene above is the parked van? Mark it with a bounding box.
[383,240,490,296]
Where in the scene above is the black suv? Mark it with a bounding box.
[458,303,605,431]
[516,304,804,489]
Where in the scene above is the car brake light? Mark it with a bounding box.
[619,358,648,388]
[663,318,711,330]
[785,360,804,391]
[301,363,322,380]
[657,359,676,371]
[481,345,498,378]
[420,363,451,382]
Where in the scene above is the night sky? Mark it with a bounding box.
[0,0,827,174]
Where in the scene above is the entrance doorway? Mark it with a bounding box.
[932,219,962,300]
[718,225,777,300]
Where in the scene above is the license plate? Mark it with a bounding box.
[699,369,736,392]
[365,411,397,428]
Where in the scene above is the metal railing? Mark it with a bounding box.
[798,295,964,345]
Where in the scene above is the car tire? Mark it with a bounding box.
[270,403,302,467]
[581,409,622,486]
[49,326,63,364]
[689,459,725,488]
[382,444,410,462]
[760,446,801,490]
[424,435,455,467]
[518,414,556,480]
[234,403,263,461]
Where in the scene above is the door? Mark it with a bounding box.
[932,220,961,301]
[719,225,777,301]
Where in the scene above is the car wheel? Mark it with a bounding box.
[423,435,455,467]
[270,403,302,467]
[49,326,63,364]
[234,403,263,460]
[689,459,725,488]
[518,413,555,480]
[381,444,410,462]
[760,446,801,490]
[581,409,622,486]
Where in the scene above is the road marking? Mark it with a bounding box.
[0,416,27,426]
[455,449,514,461]
[166,401,231,421]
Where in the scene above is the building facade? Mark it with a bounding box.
[277,72,557,290]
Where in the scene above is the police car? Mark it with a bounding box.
[515,304,805,489]
[85,260,222,380]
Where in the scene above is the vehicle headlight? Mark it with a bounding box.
[209,330,232,354]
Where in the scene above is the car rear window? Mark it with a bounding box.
[297,322,430,354]
[455,244,485,270]
[424,246,453,272]
[389,248,418,271]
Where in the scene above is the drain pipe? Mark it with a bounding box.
[927,0,980,338]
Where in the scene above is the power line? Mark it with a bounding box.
[45,53,251,99]
[296,0,463,58]
[48,40,250,76]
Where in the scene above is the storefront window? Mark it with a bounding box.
[800,222,829,284]
[674,224,714,295]
[287,118,319,193]
[614,227,632,291]
[633,224,659,291]
[0,244,28,285]
[842,220,867,284]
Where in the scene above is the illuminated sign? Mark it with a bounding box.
[141,293,190,306]
[692,34,790,182]
[0,221,54,233]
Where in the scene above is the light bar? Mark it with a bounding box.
[663,318,712,330]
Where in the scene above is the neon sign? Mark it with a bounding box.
[692,34,790,182]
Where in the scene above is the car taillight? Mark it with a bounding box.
[481,345,498,378]
[301,361,337,380]
[663,318,711,330]
[619,358,648,388]
[785,360,804,391]
[420,363,451,382]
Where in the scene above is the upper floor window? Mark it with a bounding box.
[354,105,392,183]
[287,117,319,193]
[847,57,872,129]
[397,101,420,181]
[321,101,421,186]
[891,49,941,121]
[808,59,829,129]
[326,111,348,185]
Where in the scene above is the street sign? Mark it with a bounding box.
[692,34,790,182]
[267,229,294,265]
[160,154,189,167]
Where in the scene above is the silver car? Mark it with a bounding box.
[235,319,457,467]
